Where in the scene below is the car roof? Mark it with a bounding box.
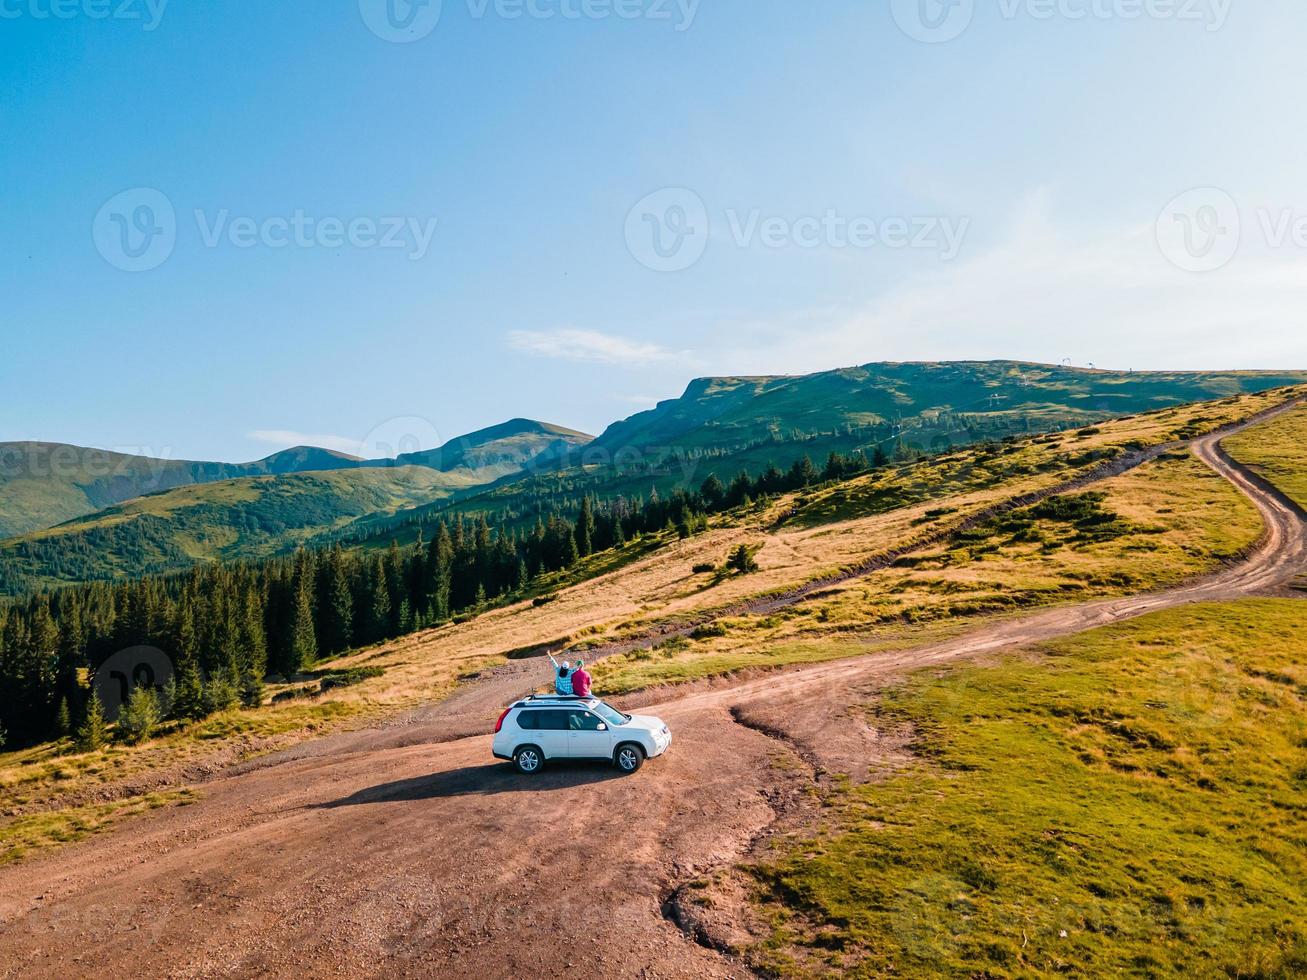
[513,695,599,708]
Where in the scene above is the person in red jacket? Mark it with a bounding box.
[571,660,592,698]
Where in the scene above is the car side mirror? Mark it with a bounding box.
[596,723,607,731]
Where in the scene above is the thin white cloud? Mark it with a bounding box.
[247,429,362,455]
[709,191,1307,374]
[507,328,690,365]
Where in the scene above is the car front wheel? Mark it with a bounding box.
[514,746,543,774]
[615,743,644,774]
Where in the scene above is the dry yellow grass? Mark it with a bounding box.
[592,448,1264,692]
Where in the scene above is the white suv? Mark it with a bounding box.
[492,696,673,775]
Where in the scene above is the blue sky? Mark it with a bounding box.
[2,0,1305,462]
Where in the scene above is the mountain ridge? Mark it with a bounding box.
[0,418,592,539]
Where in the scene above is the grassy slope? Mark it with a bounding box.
[1224,405,1307,509]
[336,365,1307,553]
[740,600,1307,978]
[591,441,1264,695]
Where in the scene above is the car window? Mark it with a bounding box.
[515,709,571,730]
[568,710,603,731]
[591,702,628,727]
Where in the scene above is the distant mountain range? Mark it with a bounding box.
[0,419,592,540]
[3,361,1306,595]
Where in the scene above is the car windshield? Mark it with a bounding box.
[591,701,629,727]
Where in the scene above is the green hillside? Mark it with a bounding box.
[0,420,594,594]
[0,443,365,539]
[0,420,592,541]
[0,467,464,593]
[591,361,1307,456]
[333,361,1307,551]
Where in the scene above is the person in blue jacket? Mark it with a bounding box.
[549,654,574,696]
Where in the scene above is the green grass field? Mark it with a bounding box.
[738,600,1307,977]
[1225,405,1307,509]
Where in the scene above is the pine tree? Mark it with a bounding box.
[118,685,161,744]
[575,496,595,557]
[324,552,354,653]
[203,668,239,715]
[240,588,268,695]
[173,656,207,720]
[700,474,726,510]
[55,599,85,703]
[369,558,392,641]
[288,575,317,675]
[788,455,817,488]
[428,523,453,623]
[77,691,108,752]
[56,697,71,739]
[727,543,760,575]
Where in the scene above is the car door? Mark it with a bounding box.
[517,709,571,759]
[567,709,613,760]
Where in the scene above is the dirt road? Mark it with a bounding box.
[1,407,1303,979]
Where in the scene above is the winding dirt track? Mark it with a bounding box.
[1,408,1304,980]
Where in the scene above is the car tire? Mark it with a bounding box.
[614,743,644,774]
[514,745,544,774]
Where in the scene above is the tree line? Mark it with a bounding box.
[0,450,877,749]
